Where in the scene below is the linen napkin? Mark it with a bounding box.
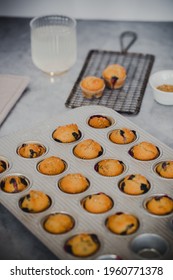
[0,74,30,125]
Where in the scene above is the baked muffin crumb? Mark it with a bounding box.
[129,141,159,161]
[95,159,124,177]
[52,124,81,143]
[20,190,51,213]
[80,76,105,99]
[146,195,173,215]
[102,64,126,89]
[106,212,139,235]
[37,156,66,175]
[44,213,74,234]
[64,233,100,257]
[88,115,111,129]
[119,174,150,195]
[82,192,113,214]
[59,173,89,194]
[17,143,46,158]
[0,159,8,174]
[73,139,103,159]
[109,128,136,144]
[156,161,173,178]
[0,175,29,193]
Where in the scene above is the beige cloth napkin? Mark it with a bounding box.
[0,74,30,125]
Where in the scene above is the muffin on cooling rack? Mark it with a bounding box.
[119,174,150,195]
[80,76,105,99]
[109,128,136,144]
[0,175,29,193]
[106,212,139,235]
[102,64,126,89]
[155,161,173,179]
[73,139,103,159]
[82,192,113,214]
[64,233,100,257]
[0,159,8,174]
[37,156,66,175]
[52,123,81,143]
[20,190,51,213]
[88,115,111,129]
[59,173,89,194]
[17,142,46,158]
[129,141,159,161]
[44,213,74,234]
[146,195,173,215]
[95,159,124,177]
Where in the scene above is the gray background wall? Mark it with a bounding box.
[0,0,173,21]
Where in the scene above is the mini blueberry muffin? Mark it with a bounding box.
[0,159,8,174]
[20,190,51,213]
[73,139,103,160]
[88,115,111,129]
[82,193,113,214]
[102,64,126,89]
[129,141,159,161]
[17,143,46,158]
[59,173,89,194]
[119,174,150,195]
[106,212,139,235]
[109,128,136,144]
[0,175,29,193]
[155,161,173,179]
[80,76,105,99]
[95,159,124,177]
[44,213,74,234]
[64,233,100,257]
[37,156,66,175]
[52,124,81,143]
[146,195,173,215]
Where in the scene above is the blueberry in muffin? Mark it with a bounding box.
[52,124,81,143]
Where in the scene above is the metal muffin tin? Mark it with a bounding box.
[0,105,172,260]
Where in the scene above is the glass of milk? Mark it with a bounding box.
[30,15,77,75]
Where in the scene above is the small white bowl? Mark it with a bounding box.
[149,70,173,105]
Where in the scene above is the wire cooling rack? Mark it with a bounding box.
[65,50,154,115]
[65,32,155,114]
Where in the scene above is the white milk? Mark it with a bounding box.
[31,25,77,74]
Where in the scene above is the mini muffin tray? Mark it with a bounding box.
[0,105,173,260]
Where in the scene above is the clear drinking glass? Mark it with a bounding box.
[30,15,77,75]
